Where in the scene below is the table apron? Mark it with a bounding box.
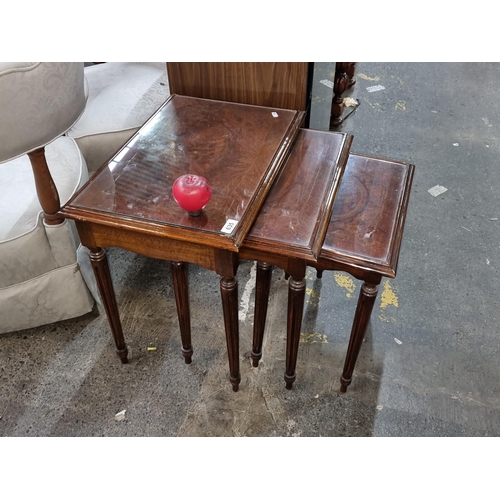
[239,247,308,277]
[75,220,221,272]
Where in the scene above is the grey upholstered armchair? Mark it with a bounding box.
[0,62,95,333]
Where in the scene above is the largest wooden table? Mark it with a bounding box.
[60,95,305,392]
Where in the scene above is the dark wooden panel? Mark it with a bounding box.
[167,63,310,111]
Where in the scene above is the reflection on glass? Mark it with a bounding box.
[71,95,301,237]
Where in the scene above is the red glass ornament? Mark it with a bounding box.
[172,174,212,216]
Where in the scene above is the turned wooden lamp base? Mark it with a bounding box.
[330,62,357,128]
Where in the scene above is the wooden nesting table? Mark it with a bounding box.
[60,94,305,392]
[239,128,353,388]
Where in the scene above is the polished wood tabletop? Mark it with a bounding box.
[319,154,414,279]
[60,95,305,391]
[243,128,352,261]
[63,94,305,251]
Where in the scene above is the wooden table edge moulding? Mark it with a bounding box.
[59,94,305,392]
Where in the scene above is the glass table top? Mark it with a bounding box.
[65,95,304,249]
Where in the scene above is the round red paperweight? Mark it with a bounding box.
[172,174,212,216]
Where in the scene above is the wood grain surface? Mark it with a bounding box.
[167,63,311,111]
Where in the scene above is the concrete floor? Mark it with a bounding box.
[1,62,499,437]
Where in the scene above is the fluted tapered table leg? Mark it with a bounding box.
[251,262,273,367]
[285,274,306,389]
[89,247,128,363]
[220,276,241,392]
[340,281,379,393]
[171,261,193,364]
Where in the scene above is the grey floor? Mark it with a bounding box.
[1,62,499,437]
